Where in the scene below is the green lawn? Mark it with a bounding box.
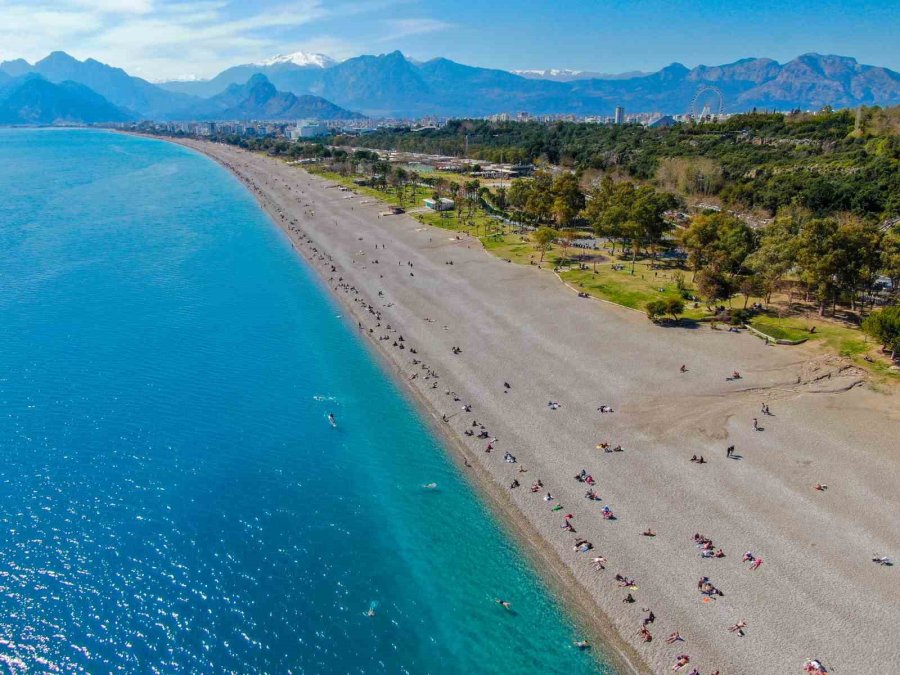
[298,162,896,379]
[749,318,811,342]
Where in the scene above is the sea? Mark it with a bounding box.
[0,128,612,674]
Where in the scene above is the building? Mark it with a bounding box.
[424,197,455,211]
[614,106,625,125]
[289,120,329,140]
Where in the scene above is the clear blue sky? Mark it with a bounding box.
[0,0,896,80]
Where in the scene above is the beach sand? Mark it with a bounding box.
[161,137,899,674]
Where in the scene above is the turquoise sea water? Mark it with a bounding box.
[0,129,611,673]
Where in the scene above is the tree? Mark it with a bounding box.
[678,213,722,279]
[664,297,685,321]
[583,177,635,255]
[795,217,840,315]
[745,213,801,304]
[880,225,900,296]
[507,179,531,210]
[533,227,558,263]
[559,228,578,262]
[629,186,678,268]
[695,267,731,308]
[495,186,508,210]
[862,305,900,359]
[525,171,555,224]
[645,299,667,321]
[738,276,765,308]
[551,172,584,227]
[830,218,882,311]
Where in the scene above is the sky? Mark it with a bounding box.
[0,0,897,81]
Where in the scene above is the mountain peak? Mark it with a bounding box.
[37,51,80,66]
[258,51,335,68]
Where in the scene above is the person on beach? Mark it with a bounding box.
[726,445,735,458]
[750,557,763,570]
[642,528,656,537]
[680,364,687,373]
[574,640,590,650]
[804,659,828,673]
[729,619,748,636]
[672,654,690,671]
[753,417,761,431]
[666,631,683,644]
[639,627,652,642]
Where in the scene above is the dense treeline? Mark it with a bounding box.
[335,108,900,220]
[508,171,899,341]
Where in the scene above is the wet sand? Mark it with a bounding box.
[160,137,900,675]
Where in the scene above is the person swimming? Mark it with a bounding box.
[328,412,337,427]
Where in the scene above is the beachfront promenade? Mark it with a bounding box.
[170,138,899,674]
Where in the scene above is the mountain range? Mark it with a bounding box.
[179,74,361,121]
[0,52,359,124]
[158,51,900,118]
[1,50,899,124]
[0,74,132,124]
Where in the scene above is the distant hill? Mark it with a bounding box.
[0,53,360,122]
[0,52,197,118]
[512,69,649,82]
[159,51,333,99]
[181,74,363,121]
[3,50,900,120]
[0,74,133,124]
[163,51,900,118]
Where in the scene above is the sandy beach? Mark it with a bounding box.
[161,137,899,674]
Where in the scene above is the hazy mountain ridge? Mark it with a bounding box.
[160,51,900,117]
[0,53,362,123]
[1,51,196,117]
[2,50,899,122]
[182,74,362,120]
[0,74,133,124]
[512,69,650,82]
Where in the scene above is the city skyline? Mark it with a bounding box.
[0,0,897,82]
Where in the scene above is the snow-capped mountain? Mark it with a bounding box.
[512,68,583,79]
[258,51,335,68]
[512,68,649,82]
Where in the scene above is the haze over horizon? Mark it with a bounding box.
[0,0,897,82]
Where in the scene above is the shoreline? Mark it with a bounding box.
[153,134,645,674]
[134,133,900,675]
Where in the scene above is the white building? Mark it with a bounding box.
[289,121,329,140]
[424,197,455,211]
[614,106,625,125]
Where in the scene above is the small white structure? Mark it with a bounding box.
[424,197,455,211]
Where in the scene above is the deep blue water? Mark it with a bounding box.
[0,129,610,673]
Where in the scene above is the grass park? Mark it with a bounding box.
[303,163,895,379]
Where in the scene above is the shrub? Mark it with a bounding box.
[664,297,685,321]
[646,299,667,321]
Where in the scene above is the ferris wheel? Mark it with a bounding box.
[689,86,725,119]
